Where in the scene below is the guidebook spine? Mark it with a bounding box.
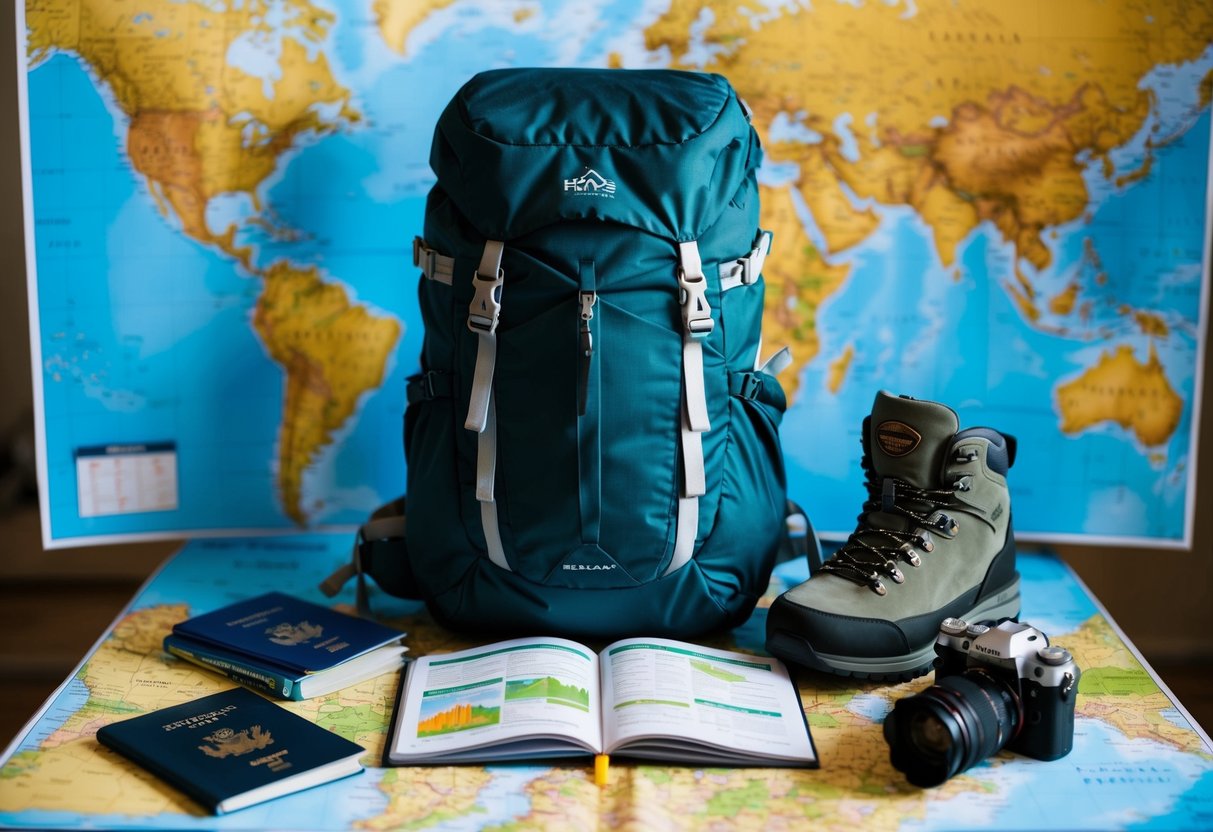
[163,636,299,700]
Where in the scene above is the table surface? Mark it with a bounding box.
[0,536,1211,831]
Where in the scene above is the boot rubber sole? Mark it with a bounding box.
[766,576,1022,682]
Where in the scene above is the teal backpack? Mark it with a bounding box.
[324,68,795,639]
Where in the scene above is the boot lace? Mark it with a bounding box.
[819,450,970,596]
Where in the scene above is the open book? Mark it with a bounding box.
[384,636,817,768]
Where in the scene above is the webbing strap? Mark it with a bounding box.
[718,230,772,292]
[475,399,510,570]
[760,346,794,376]
[465,240,505,432]
[475,398,497,502]
[664,496,699,576]
[680,407,707,496]
[412,237,455,285]
[480,499,509,571]
[677,241,711,499]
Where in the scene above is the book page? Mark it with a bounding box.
[600,638,814,764]
[388,637,601,762]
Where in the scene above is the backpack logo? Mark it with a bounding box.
[563,168,616,198]
[876,421,922,457]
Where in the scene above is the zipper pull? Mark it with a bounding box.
[578,291,597,415]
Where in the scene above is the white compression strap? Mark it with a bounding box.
[412,237,454,285]
[667,241,712,577]
[476,398,497,502]
[718,230,772,292]
[476,399,510,570]
[760,346,794,376]
[677,241,711,435]
[465,240,505,433]
[480,501,509,570]
[663,496,699,577]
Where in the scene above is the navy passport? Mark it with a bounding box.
[172,591,404,675]
[96,687,365,814]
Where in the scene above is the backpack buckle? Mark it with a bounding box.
[468,268,504,333]
[677,267,714,339]
[412,236,437,276]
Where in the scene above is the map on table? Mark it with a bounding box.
[0,538,1210,830]
[20,1,1212,545]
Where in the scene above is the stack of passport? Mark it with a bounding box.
[163,592,408,700]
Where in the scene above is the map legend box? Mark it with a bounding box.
[74,443,179,518]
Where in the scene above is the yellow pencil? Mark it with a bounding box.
[594,754,609,787]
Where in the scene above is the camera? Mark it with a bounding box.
[883,618,1080,788]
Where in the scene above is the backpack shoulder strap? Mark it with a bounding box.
[320,496,419,614]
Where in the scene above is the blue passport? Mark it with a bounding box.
[96,687,365,814]
[173,592,404,673]
[166,592,407,699]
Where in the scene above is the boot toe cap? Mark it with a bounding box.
[765,594,914,659]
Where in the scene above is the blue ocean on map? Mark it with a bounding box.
[783,108,1209,543]
[31,56,288,539]
[24,0,1211,550]
[903,720,1213,831]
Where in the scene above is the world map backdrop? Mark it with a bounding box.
[21,0,1213,545]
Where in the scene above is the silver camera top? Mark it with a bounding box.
[937,618,1078,693]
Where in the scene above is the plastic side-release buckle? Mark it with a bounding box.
[745,230,772,285]
[467,268,504,333]
[732,372,763,401]
[678,267,714,339]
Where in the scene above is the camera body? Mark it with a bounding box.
[883,618,1080,787]
[933,618,1079,761]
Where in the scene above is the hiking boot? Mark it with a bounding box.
[766,391,1021,680]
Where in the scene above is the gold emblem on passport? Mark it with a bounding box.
[876,420,922,457]
[265,620,324,646]
[198,725,274,758]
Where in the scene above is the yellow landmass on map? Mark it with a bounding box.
[1049,282,1081,316]
[1067,614,1209,756]
[1056,343,1184,447]
[827,344,854,395]
[361,768,496,831]
[27,0,357,265]
[758,184,851,403]
[0,603,396,816]
[374,0,461,56]
[770,141,881,255]
[26,1,404,526]
[645,0,1213,385]
[253,262,401,524]
[1134,311,1170,338]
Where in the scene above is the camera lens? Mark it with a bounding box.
[909,711,954,756]
[884,670,1022,787]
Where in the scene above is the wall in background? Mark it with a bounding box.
[0,9,1207,664]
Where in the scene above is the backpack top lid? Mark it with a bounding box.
[431,67,761,242]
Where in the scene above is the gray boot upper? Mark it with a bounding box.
[775,391,1016,644]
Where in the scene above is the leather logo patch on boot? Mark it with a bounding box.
[876,420,922,457]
